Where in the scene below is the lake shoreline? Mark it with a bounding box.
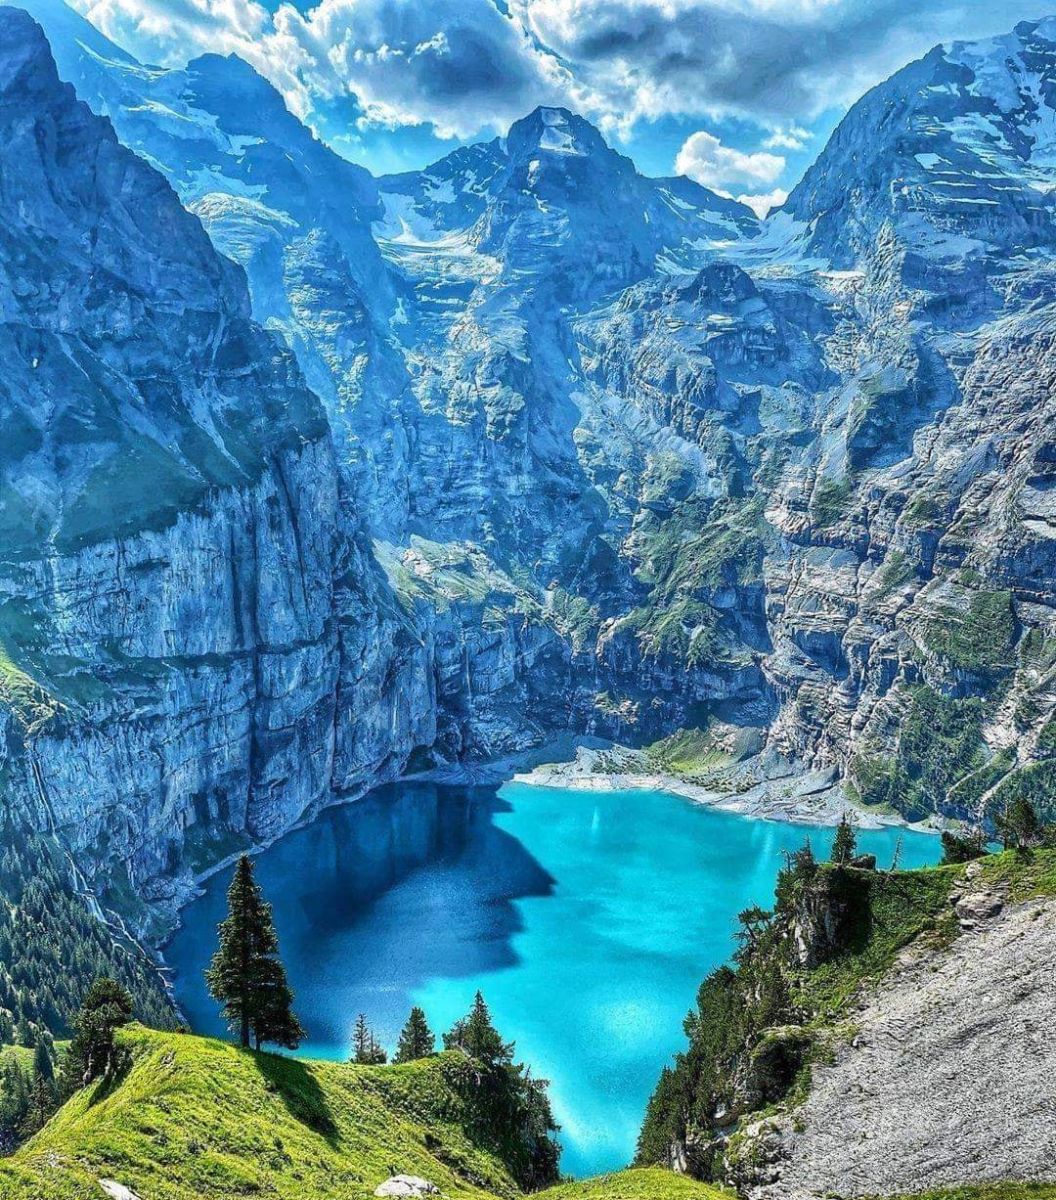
[509,744,945,838]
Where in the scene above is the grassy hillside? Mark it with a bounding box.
[539,1168,725,1198]
[0,1027,705,1200]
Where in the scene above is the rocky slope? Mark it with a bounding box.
[6,0,1056,934]
[742,883,1056,1198]
[638,847,1056,1197]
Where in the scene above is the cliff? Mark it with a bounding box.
[638,847,1056,1197]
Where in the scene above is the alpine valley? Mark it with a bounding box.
[3,0,1056,1195]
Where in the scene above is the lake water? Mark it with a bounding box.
[165,780,942,1176]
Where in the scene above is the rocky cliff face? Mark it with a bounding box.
[7,1,1056,932]
[0,7,430,928]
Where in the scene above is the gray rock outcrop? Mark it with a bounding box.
[740,894,1056,1198]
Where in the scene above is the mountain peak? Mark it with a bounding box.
[0,7,62,102]
[506,105,610,161]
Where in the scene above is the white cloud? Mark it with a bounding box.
[737,188,788,217]
[674,130,784,192]
[763,126,810,150]
[69,0,1056,158]
[72,0,576,139]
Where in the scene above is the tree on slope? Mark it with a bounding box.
[444,992,512,1069]
[394,1006,435,1063]
[830,815,857,865]
[66,977,133,1086]
[996,795,1041,852]
[27,1038,55,1133]
[350,1013,387,1064]
[206,856,304,1050]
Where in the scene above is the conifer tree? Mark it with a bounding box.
[997,795,1041,852]
[28,1038,55,1132]
[444,992,511,1068]
[205,856,304,1050]
[350,1013,387,1064]
[830,815,857,864]
[394,1006,435,1063]
[66,977,133,1086]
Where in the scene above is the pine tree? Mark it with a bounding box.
[444,992,511,1068]
[205,856,304,1050]
[830,815,857,864]
[394,1007,435,1063]
[27,1039,55,1133]
[350,1013,387,1064]
[66,977,133,1086]
[0,1055,29,1151]
[997,795,1041,852]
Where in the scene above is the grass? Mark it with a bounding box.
[978,847,1056,901]
[0,1029,707,1200]
[0,1027,519,1200]
[538,1168,727,1199]
[917,589,1015,672]
[645,725,762,782]
[811,477,852,527]
[794,862,961,1020]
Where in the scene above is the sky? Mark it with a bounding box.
[69,0,1050,212]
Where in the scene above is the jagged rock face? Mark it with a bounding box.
[783,18,1056,282]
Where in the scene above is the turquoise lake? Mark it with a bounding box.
[165,780,942,1177]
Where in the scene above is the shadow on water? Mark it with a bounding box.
[254,1051,337,1144]
[165,781,555,1052]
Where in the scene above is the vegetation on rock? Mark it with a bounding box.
[0,820,174,1045]
[637,843,961,1179]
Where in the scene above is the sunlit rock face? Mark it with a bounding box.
[7,0,1056,927]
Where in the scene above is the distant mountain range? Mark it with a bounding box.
[3,0,1056,928]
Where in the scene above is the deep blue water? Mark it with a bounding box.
[165,780,941,1176]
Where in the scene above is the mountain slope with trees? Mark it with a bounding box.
[637,839,1056,1196]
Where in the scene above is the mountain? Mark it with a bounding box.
[781,18,1056,292]
[379,106,758,293]
[5,0,1056,943]
[0,6,432,926]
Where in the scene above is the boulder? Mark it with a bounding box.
[954,892,1003,925]
[374,1176,440,1197]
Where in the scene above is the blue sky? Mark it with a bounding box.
[70,0,1049,210]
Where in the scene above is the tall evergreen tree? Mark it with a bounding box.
[444,992,511,1068]
[830,815,857,865]
[997,795,1041,852]
[28,1039,56,1133]
[205,856,304,1050]
[394,1006,435,1063]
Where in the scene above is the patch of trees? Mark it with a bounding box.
[0,975,135,1153]
[344,995,560,1188]
[942,794,1053,863]
[0,819,174,1045]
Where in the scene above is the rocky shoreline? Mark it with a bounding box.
[512,745,944,836]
